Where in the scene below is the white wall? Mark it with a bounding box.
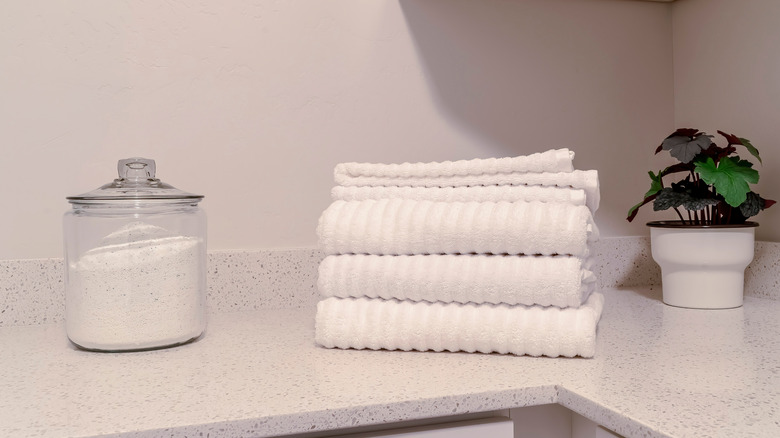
[0,0,673,260]
[673,0,780,241]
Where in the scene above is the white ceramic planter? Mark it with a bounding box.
[648,221,757,309]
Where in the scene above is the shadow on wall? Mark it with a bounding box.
[397,0,628,156]
[397,0,675,238]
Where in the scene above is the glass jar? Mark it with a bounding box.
[64,158,206,352]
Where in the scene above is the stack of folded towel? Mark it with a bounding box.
[314,148,604,358]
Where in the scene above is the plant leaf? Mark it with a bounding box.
[662,134,712,163]
[695,156,759,207]
[626,171,664,222]
[716,130,762,164]
[627,195,656,222]
[653,188,687,211]
[699,143,736,162]
[717,130,742,145]
[739,137,762,164]
[659,162,693,177]
[691,134,714,150]
[739,192,762,218]
[661,136,688,150]
[653,187,717,212]
[645,171,663,197]
[673,128,701,137]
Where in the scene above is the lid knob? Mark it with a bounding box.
[118,158,156,180]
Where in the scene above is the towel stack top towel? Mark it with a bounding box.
[335,148,575,179]
[331,148,600,213]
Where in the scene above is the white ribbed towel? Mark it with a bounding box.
[318,254,596,308]
[335,149,574,181]
[317,199,599,257]
[334,170,600,214]
[330,185,595,212]
[315,292,605,358]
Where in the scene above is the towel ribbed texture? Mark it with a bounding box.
[331,185,592,211]
[317,199,598,257]
[314,148,603,358]
[334,169,600,213]
[318,254,596,308]
[315,292,604,358]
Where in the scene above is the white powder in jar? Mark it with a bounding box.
[66,222,205,351]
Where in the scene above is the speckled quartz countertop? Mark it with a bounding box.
[1,284,780,438]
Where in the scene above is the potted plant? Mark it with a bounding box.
[627,128,775,309]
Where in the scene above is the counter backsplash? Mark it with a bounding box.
[1,237,778,327]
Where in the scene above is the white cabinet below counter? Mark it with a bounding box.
[332,417,514,438]
[296,405,622,438]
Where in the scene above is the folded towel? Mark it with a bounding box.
[331,185,594,212]
[335,148,574,181]
[334,170,600,214]
[317,199,599,257]
[315,292,605,358]
[318,254,596,308]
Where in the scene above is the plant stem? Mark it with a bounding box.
[674,207,686,223]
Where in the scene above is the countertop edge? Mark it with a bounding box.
[116,386,559,438]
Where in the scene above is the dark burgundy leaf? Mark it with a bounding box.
[626,194,657,222]
[701,143,736,161]
[672,128,701,138]
[659,163,693,177]
[717,130,743,145]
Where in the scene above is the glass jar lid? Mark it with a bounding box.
[67,158,204,203]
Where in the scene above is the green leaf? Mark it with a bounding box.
[626,171,664,222]
[626,200,644,220]
[736,158,754,168]
[695,156,759,207]
[645,171,663,198]
[627,194,658,222]
[739,137,762,164]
